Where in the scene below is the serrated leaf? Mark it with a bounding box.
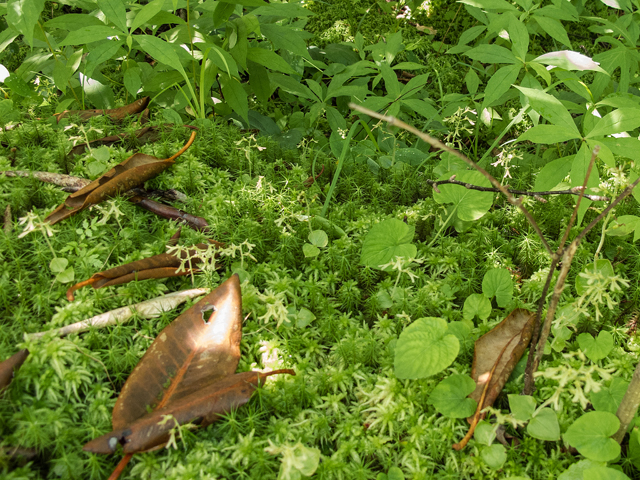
[360,218,417,269]
[394,317,459,379]
[428,374,477,418]
[564,411,620,462]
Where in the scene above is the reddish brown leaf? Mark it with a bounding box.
[0,350,29,391]
[469,308,535,417]
[45,131,196,225]
[128,195,209,232]
[55,97,150,122]
[66,237,223,301]
[84,369,294,454]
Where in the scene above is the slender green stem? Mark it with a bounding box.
[321,123,359,218]
[427,207,457,248]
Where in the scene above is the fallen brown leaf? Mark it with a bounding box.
[468,309,535,417]
[45,131,197,225]
[55,97,150,122]
[0,350,29,391]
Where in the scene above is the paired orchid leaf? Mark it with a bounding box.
[55,96,150,122]
[45,131,196,225]
[82,275,294,459]
[66,234,222,300]
[0,349,29,391]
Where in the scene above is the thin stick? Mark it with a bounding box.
[109,453,133,480]
[349,103,553,256]
[27,288,208,339]
[426,178,609,202]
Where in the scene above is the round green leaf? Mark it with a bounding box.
[463,293,492,321]
[591,377,629,414]
[474,420,496,446]
[49,257,68,273]
[527,408,560,441]
[433,170,494,221]
[394,318,459,379]
[482,268,513,307]
[302,243,320,258]
[308,230,328,248]
[575,259,614,296]
[577,331,614,362]
[564,411,620,462]
[360,218,417,269]
[508,394,536,422]
[92,146,110,162]
[481,444,507,470]
[428,374,477,418]
[583,466,630,480]
[56,267,75,284]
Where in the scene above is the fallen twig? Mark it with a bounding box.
[27,288,208,340]
[426,178,610,202]
[3,205,11,234]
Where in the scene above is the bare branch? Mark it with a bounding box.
[426,178,610,202]
[349,102,554,257]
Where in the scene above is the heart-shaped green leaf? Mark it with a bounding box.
[564,411,620,462]
[428,374,477,418]
[578,331,614,362]
[360,218,417,269]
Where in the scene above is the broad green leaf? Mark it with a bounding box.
[246,48,297,75]
[59,25,122,46]
[394,317,459,379]
[4,74,36,97]
[583,467,630,480]
[219,0,266,5]
[465,68,480,95]
[162,108,182,124]
[212,2,235,27]
[433,170,493,221]
[606,215,640,242]
[380,65,401,99]
[578,331,614,362]
[564,411,620,462]
[308,230,328,248]
[270,73,316,101]
[248,61,270,104]
[527,408,560,441]
[80,73,115,109]
[481,444,507,469]
[534,155,573,191]
[601,137,640,162]
[508,394,536,422]
[586,139,615,168]
[131,0,165,32]
[220,73,248,122]
[463,293,492,321]
[0,28,19,55]
[7,0,46,46]
[515,86,578,132]
[401,99,440,122]
[428,374,477,418]
[465,44,518,64]
[56,267,75,284]
[533,15,571,47]
[482,268,513,307]
[360,218,417,269]
[474,421,496,446]
[482,64,521,109]
[302,244,320,258]
[508,15,529,60]
[458,0,517,11]
[134,35,186,78]
[518,124,580,144]
[261,23,311,60]
[252,3,314,17]
[85,39,124,77]
[123,68,141,96]
[591,377,629,414]
[44,14,105,31]
[558,460,607,480]
[533,51,607,73]
[96,0,127,32]
[49,257,69,273]
[586,108,640,138]
[206,44,239,79]
[570,144,600,225]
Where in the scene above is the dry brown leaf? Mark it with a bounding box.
[55,97,150,122]
[0,350,29,391]
[469,308,535,416]
[45,131,196,225]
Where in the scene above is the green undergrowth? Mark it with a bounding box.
[2,108,640,479]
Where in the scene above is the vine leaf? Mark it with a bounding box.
[45,131,196,225]
[66,232,223,301]
[468,309,535,416]
[55,96,150,122]
[0,349,29,391]
[83,274,294,455]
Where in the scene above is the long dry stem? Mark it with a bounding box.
[349,103,554,257]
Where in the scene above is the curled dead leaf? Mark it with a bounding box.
[45,131,196,225]
[55,97,150,122]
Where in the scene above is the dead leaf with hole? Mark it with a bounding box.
[82,275,294,476]
[66,231,223,301]
[0,350,29,391]
[45,131,196,225]
[55,97,150,122]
